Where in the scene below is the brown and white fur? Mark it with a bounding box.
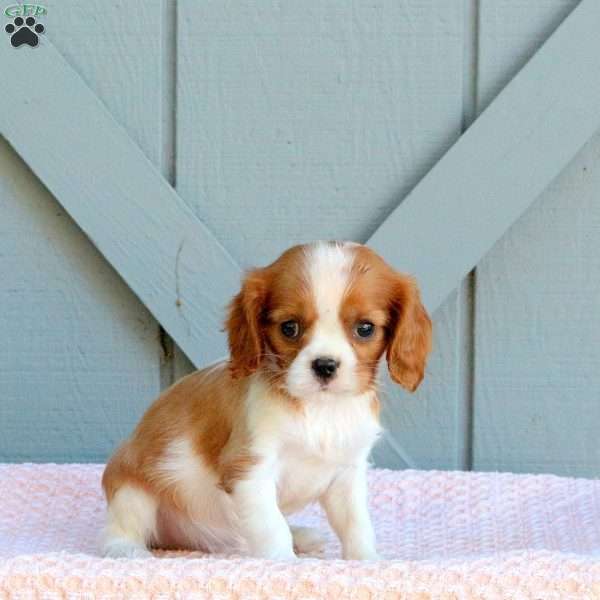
[101,241,432,560]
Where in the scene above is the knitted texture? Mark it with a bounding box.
[1,464,600,598]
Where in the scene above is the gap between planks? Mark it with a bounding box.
[455,0,480,471]
[159,0,178,390]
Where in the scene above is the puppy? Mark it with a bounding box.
[101,241,432,560]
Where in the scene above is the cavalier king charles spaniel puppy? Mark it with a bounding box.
[102,241,432,559]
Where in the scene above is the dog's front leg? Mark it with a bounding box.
[232,472,295,559]
[320,463,379,560]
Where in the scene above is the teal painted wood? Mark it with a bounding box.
[0,14,242,374]
[0,1,597,474]
[473,0,600,477]
[370,290,465,470]
[367,0,600,316]
[177,0,466,469]
[0,1,163,462]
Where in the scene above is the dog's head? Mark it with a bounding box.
[226,241,432,399]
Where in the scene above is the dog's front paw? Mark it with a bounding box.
[291,526,326,554]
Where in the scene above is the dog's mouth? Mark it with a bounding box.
[289,376,358,399]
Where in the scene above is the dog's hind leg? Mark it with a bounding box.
[102,484,157,558]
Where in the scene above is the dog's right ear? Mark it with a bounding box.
[226,269,269,379]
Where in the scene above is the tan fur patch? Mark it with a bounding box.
[102,365,257,509]
[226,244,318,401]
[218,453,260,494]
[340,245,432,393]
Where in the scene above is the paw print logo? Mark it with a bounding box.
[5,16,44,47]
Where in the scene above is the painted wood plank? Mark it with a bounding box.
[473,0,600,477]
[0,15,242,380]
[367,0,600,317]
[0,0,164,462]
[176,0,466,469]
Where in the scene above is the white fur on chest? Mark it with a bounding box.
[247,378,382,514]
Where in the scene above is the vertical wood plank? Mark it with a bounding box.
[177,1,467,469]
[472,0,600,476]
[0,1,163,461]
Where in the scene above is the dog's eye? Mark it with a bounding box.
[354,321,375,339]
[280,320,300,339]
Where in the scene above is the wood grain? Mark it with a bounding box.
[0,1,597,474]
[368,0,600,315]
[176,0,466,469]
[472,0,600,477]
[0,1,163,461]
[0,6,242,381]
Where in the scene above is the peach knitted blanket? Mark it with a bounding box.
[1,464,600,598]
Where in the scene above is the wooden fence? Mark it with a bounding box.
[1,0,599,477]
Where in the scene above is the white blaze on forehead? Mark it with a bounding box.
[305,242,355,319]
[285,242,359,398]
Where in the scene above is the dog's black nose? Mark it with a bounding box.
[311,357,339,380]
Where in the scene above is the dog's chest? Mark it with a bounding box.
[274,399,381,513]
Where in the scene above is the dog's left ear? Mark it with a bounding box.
[386,275,432,392]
